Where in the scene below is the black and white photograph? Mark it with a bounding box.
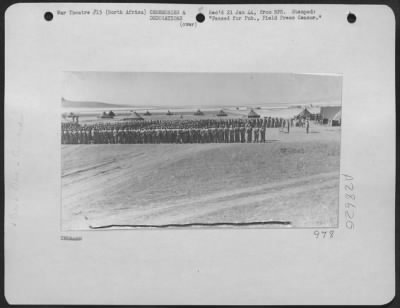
[5,3,395,305]
[61,72,342,230]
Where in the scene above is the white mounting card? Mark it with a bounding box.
[4,3,395,305]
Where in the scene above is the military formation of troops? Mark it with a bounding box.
[62,117,293,144]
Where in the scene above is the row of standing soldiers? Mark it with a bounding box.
[62,125,272,144]
[61,118,291,144]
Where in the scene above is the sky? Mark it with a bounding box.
[63,72,342,108]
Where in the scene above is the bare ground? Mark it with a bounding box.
[61,127,341,230]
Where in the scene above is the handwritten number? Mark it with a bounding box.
[314,230,334,239]
[345,183,354,191]
[346,221,354,229]
[345,210,354,220]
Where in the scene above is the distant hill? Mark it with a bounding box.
[61,97,131,109]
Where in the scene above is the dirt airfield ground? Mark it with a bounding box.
[61,125,340,230]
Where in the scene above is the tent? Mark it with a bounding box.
[193,109,204,116]
[332,110,341,121]
[100,111,115,119]
[298,107,321,120]
[332,110,342,126]
[216,109,228,117]
[248,109,260,118]
[257,107,303,119]
[320,106,341,124]
[123,112,144,121]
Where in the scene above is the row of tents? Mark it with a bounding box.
[120,109,261,120]
[296,106,342,125]
[92,106,342,125]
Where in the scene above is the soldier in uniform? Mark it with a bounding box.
[70,129,76,144]
[77,129,82,144]
[67,129,72,144]
[82,129,87,144]
[188,128,193,143]
[148,129,153,143]
[112,128,117,144]
[152,129,156,144]
[224,126,229,143]
[90,128,96,144]
[124,127,129,144]
[137,129,142,144]
[128,127,132,143]
[171,128,176,143]
[95,127,100,144]
[196,128,201,143]
[62,129,67,144]
[104,128,109,144]
[105,128,111,144]
[144,129,148,143]
[218,126,224,143]
[175,129,180,144]
[155,128,160,144]
[142,129,146,144]
[194,128,199,144]
[246,125,252,143]
[234,126,240,143]
[157,128,162,143]
[103,126,109,144]
[118,128,123,144]
[180,128,185,143]
[229,125,235,143]
[85,129,91,144]
[140,129,145,144]
[186,128,190,143]
[201,128,206,143]
[72,128,78,144]
[210,127,216,143]
[164,129,169,143]
[118,129,123,144]
[147,129,152,144]
[168,128,172,143]
[240,125,245,143]
[253,127,259,143]
[261,126,266,142]
[207,127,213,142]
